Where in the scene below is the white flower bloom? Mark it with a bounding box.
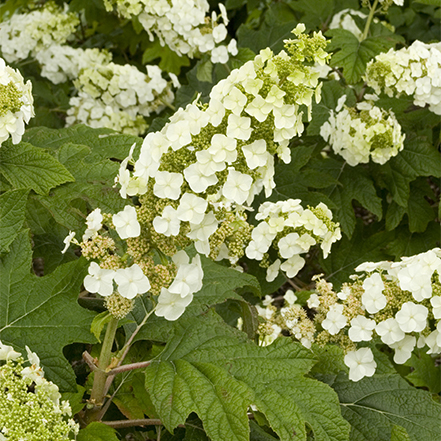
[208,133,237,163]
[322,304,347,335]
[226,114,252,140]
[278,233,303,259]
[242,139,269,169]
[362,273,387,314]
[83,208,103,241]
[188,212,218,243]
[155,288,193,321]
[177,193,208,224]
[348,315,376,342]
[153,205,181,236]
[114,264,151,299]
[61,231,76,254]
[153,171,184,200]
[266,259,281,282]
[284,290,298,305]
[0,342,21,361]
[280,255,305,278]
[344,348,377,382]
[245,95,272,122]
[397,263,433,301]
[168,255,203,298]
[307,293,320,309]
[390,335,416,364]
[375,318,405,345]
[113,205,141,239]
[222,169,253,205]
[430,296,441,319]
[223,86,247,116]
[84,262,115,297]
[184,162,218,193]
[395,302,428,333]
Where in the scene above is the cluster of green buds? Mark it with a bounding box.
[0,342,78,440]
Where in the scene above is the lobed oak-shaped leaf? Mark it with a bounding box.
[0,230,97,391]
[144,311,350,441]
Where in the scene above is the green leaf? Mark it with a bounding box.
[405,350,441,394]
[196,59,213,83]
[61,385,86,416]
[290,0,334,29]
[77,422,119,441]
[142,39,190,74]
[145,311,350,441]
[126,255,260,343]
[388,222,441,259]
[23,125,141,160]
[0,189,29,254]
[0,230,97,391]
[90,311,113,343]
[313,159,382,237]
[327,29,399,84]
[406,179,436,232]
[413,0,441,5]
[0,141,74,195]
[319,221,393,287]
[327,372,441,441]
[373,137,441,207]
[237,21,299,54]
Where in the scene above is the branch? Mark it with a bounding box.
[107,360,152,375]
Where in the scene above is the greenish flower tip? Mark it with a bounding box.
[0,342,79,440]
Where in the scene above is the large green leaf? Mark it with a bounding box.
[126,255,260,343]
[145,312,350,441]
[327,29,400,84]
[0,230,97,391]
[0,141,74,195]
[0,188,29,254]
[319,221,393,287]
[327,372,441,441]
[372,137,441,207]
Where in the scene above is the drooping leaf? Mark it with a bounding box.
[326,372,441,441]
[0,230,97,391]
[0,188,29,254]
[144,311,350,441]
[0,141,74,195]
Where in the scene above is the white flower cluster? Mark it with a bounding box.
[103,0,237,63]
[320,95,405,166]
[65,204,203,321]
[66,63,175,136]
[256,290,316,348]
[0,58,34,145]
[0,2,79,64]
[117,24,329,258]
[365,40,441,115]
[36,45,112,85]
[320,248,441,381]
[246,199,341,281]
[0,342,79,439]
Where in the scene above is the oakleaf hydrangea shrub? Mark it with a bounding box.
[0,342,78,440]
[63,25,340,322]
